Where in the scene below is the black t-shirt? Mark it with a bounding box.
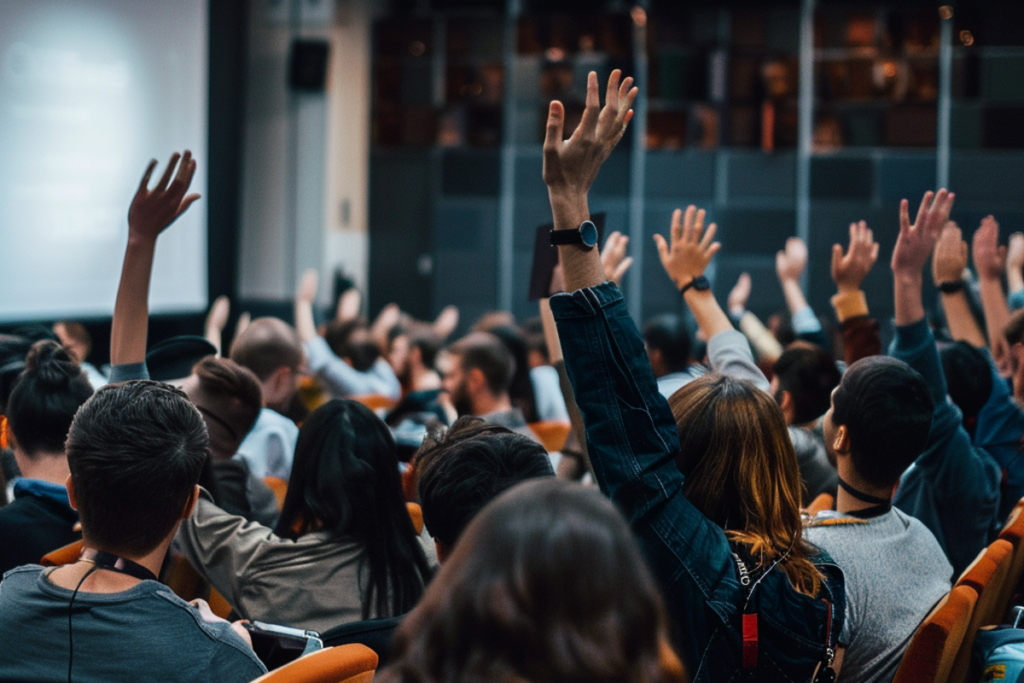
[0,492,80,574]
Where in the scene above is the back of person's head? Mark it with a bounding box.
[380,479,678,683]
[229,317,302,380]
[66,380,208,557]
[0,334,33,413]
[643,314,692,376]
[416,416,554,550]
[668,373,822,596]
[275,399,431,618]
[7,340,93,457]
[448,332,515,397]
[1006,309,1024,347]
[325,318,381,372]
[184,357,263,460]
[406,328,441,371]
[53,321,92,364]
[940,342,993,427]
[831,356,933,489]
[485,324,538,423]
[771,343,840,425]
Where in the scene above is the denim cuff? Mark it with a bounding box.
[108,362,150,383]
[1010,289,1024,312]
[792,305,822,334]
[893,317,931,350]
[550,281,624,319]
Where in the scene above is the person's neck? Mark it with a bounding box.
[410,365,441,392]
[835,468,894,514]
[15,450,71,487]
[48,535,173,594]
[474,393,513,417]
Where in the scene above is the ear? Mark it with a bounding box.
[181,485,200,520]
[467,367,488,394]
[66,475,78,511]
[832,424,851,457]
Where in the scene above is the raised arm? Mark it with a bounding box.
[973,216,1014,376]
[1007,233,1024,311]
[776,237,827,348]
[294,269,320,343]
[933,222,987,348]
[728,273,785,363]
[205,296,231,355]
[110,151,201,368]
[830,220,882,365]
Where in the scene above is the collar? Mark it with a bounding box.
[13,478,73,510]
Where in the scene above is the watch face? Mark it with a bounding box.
[579,220,599,248]
[693,276,711,291]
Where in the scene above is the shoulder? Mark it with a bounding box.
[805,511,869,530]
[1,564,44,585]
[252,409,298,437]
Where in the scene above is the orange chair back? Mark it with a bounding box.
[949,539,1014,682]
[352,394,397,413]
[39,540,83,567]
[998,501,1024,615]
[892,584,978,683]
[264,476,289,511]
[249,644,378,683]
[805,493,835,516]
[529,421,571,453]
[298,376,331,413]
[406,502,424,535]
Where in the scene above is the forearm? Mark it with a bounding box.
[894,272,926,327]
[539,298,563,364]
[979,278,1012,352]
[737,311,784,363]
[110,238,157,365]
[781,278,809,316]
[294,299,318,343]
[941,290,987,347]
[552,193,606,292]
[684,289,733,340]
[1010,268,1024,296]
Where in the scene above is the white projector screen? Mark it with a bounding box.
[0,0,208,321]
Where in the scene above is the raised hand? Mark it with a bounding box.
[653,205,720,290]
[128,151,201,244]
[601,231,634,286]
[1008,233,1024,294]
[543,70,638,204]
[296,269,319,304]
[776,237,808,284]
[831,220,879,294]
[891,189,955,278]
[336,288,362,323]
[728,273,752,315]
[433,305,460,341]
[204,295,231,355]
[972,215,1006,282]
[932,222,969,286]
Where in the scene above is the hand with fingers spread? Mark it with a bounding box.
[973,215,1006,282]
[932,222,969,286]
[543,70,638,205]
[776,237,808,285]
[891,189,955,279]
[831,221,879,294]
[654,206,720,290]
[728,273,752,316]
[128,151,201,245]
[601,231,634,286]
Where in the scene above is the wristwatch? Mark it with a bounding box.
[679,275,711,295]
[938,280,966,294]
[550,220,599,248]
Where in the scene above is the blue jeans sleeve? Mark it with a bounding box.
[1010,289,1024,312]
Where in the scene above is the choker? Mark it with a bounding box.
[837,477,892,517]
[79,548,158,583]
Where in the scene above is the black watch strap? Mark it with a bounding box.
[679,275,710,295]
[938,280,966,294]
[550,229,583,245]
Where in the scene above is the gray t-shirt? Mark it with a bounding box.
[805,508,952,683]
[0,565,265,683]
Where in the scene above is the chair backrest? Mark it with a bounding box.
[322,615,405,668]
[406,502,424,535]
[892,584,978,683]
[805,492,835,516]
[353,394,397,413]
[949,539,1014,682]
[528,420,571,453]
[998,501,1024,617]
[264,476,289,511]
[39,539,83,567]
[249,644,378,683]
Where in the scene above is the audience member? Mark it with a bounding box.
[643,313,696,398]
[415,417,553,560]
[385,326,450,426]
[0,340,92,573]
[52,321,108,389]
[379,479,683,683]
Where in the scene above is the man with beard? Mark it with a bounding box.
[441,331,540,443]
[385,327,450,426]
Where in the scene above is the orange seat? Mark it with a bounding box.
[406,502,424,535]
[40,539,83,567]
[997,500,1024,617]
[298,376,331,413]
[264,476,289,511]
[805,493,835,516]
[948,539,1013,682]
[892,584,979,683]
[249,644,378,683]
[352,394,396,412]
[529,421,571,453]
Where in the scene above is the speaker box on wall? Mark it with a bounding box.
[288,39,330,91]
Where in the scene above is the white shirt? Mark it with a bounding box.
[234,408,299,480]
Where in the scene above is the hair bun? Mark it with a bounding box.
[23,340,81,390]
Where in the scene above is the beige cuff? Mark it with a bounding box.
[831,290,869,323]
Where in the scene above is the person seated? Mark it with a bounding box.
[805,354,951,683]
[442,331,540,442]
[228,317,303,480]
[385,326,451,426]
[415,417,554,561]
[182,357,278,526]
[0,340,92,573]
[0,379,264,681]
[546,71,843,681]
[52,321,108,389]
[379,478,684,683]
[643,314,696,398]
[294,270,401,400]
[771,343,841,504]
[178,399,434,632]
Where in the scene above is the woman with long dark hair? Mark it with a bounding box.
[379,478,685,683]
[179,399,433,632]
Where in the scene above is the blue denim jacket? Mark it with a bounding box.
[552,283,844,683]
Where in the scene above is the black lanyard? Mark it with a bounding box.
[79,548,158,582]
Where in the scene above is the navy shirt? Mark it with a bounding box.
[0,479,80,574]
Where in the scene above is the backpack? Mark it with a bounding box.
[974,626,1024,682]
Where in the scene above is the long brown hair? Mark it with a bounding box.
[668,374,823,596]
[378,479,684,683]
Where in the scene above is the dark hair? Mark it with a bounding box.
[416,416,554,548]
[448,332,515,398]
[643,315,693,374]
[7,341,93,456]
[406,328,442,371]
[772,343,841,425]
[275,400,432,619]
[487,325,539,423]
[324,320,381,373]
[66,381,209,556]
[1006,309,1024,347]
[940,342,993,427]
[832,356,934,489]
[229,317,303,380]
[54,321,92,359]
[380,479,678,683]
[187,357,263,459]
